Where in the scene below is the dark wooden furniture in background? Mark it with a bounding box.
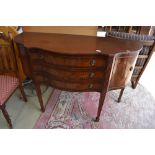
[107,31,155,90]
[98,26,141,34]
[98,26,155,36]
[14,32,142,121]
[0,32,27,128]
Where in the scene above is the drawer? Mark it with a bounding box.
[32,64,105,82]
[29,50,106,68]
[35,73,102,92]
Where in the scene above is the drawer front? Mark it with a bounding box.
[35,73,102,92]
[29,50,106,68]
[32,64,105,82]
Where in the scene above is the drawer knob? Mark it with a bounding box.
[129,66,133,71]
[90,59,96,66]
[89,72,95,78]
[89,84,93,89]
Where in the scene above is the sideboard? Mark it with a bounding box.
[14,32,142,121]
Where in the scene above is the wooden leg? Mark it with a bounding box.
[131,81,138,89]
[131,81,135,89]
[18,84,27,102]
[94,56,114,122]
[34,83,45,112]
[95,92,107,122]
[1,105,13,129]
[118,88,125,103]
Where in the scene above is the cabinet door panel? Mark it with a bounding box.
[110,52,139,89]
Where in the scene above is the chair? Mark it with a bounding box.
[0,26,26,81]
[106,31,155,102]
[0,32,27,128]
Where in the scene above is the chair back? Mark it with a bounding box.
[0,32,18,77]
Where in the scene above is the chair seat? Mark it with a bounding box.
[0,75,19,106]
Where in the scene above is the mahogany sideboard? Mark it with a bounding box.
[14,32,142,121]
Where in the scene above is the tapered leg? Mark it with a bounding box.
[131,81,138,89]
[131,81,135,89]
[95,92,107,122]
[34,83,45,112]
[93,56,114,122]
[1,105,13,129]
[18,84,27,102]
[118,88,125,103]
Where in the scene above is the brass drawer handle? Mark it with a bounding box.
[90,59,96,66]
[89,72,95,78]
[89,84,93,89]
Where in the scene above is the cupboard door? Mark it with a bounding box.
[110,52,139,89]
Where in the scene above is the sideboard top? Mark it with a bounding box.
[14,32,142,55]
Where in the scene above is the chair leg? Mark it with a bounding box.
[1,105,13,129]
[18,84,27,102]
[118,88,125,103]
